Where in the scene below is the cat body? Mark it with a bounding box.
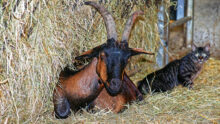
[138,44,210,94]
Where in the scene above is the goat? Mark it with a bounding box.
[53,1,154,119]
[83,11,148,113]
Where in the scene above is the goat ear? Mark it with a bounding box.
[130,48,154,56]
[75,44,104,60]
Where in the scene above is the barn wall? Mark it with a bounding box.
[194,0,220,58]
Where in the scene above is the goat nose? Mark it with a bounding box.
[111,79,121,85]
[104,78,122,96]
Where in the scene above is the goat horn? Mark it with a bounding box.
[121,11,144,42]
[85,1,118,41]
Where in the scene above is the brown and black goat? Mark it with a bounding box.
[53,1,154,119]
[84,11,150,113]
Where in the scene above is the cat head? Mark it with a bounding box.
[191,43,211,64]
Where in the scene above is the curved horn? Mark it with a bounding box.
[121,11,144,42]
[85,1,117,41]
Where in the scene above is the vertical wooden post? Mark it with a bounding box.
[156,0,169,67]
[177,0,185,20]
[186,0,194,47]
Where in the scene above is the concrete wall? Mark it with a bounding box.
[194,0,220,58]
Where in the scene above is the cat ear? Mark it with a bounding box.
[204,43,210,51]
[192,43,197,51]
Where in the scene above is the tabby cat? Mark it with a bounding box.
[138,43,210,94]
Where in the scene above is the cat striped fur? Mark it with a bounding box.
[138,43,210,94]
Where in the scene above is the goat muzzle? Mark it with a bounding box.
[103,78,122,96]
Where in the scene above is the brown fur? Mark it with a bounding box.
[92,73,143,113]
[53,58,142,117]
[97,52,108,83]
[53,58,104,113]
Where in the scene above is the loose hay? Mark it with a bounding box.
[0,0,219,123]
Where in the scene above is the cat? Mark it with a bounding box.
[137,43,210,94]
